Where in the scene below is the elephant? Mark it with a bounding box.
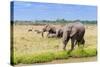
[47,28,63,38]
[41,24,64,38]
[55,28,63,38]
[62,22,85,51]
[41,24,56,37]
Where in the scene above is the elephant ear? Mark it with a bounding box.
[70,28,77,37]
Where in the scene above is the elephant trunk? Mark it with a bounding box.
[42,31,44,37]
[42,28,45,37]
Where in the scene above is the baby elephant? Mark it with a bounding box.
[47,28,64,38]
[41,24,56,37]
[55,28,63,38]
[41,24,64,38]
[62,22,85,51]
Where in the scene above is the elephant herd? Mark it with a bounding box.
[35,21,85,51]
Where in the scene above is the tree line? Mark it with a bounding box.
[11,19,97,25]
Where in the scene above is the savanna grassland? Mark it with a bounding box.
[11,24,97,65]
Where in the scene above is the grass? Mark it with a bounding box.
[11,24,97,65]
[12,48,97,65]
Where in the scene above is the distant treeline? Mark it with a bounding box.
[11,19,97,25]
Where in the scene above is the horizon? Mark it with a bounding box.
[13,19,97,22]
[11,1,97,21]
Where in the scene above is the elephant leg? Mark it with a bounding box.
[63,43,66,50]
[74,40,78,48]
[81,38,85,47]
[78,42,80,47]
[42,31,44,37]
[55,30,59,37]
[70,37,76,51]
[47,32,50,37]
[76,40,80,47]
[74,40,77,46]
[78,38,85,48]
[62,37,70,50]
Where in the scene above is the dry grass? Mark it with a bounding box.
[11,24,97,65]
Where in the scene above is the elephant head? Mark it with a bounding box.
[41,24,56,37]
[42,24,49,37]
[55,28,63,38]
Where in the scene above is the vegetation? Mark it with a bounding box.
[11,23,97,65]
[12,48,96,65]
[12,19,97,25]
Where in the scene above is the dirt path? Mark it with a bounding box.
[46,56,97,64]
[15,56,97,66]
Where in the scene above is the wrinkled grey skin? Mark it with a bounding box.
[55,28,63,38]
[47,28,63,38]
[62,22,85,50]
[41,24,64,38]
[42,24,56,37]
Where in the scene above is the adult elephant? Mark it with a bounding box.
[41,24,56,37]
[62,22,85,50]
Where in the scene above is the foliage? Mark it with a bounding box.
[12,19,97,25]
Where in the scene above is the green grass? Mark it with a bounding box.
[12,48,97,65]
[70,48,97,57]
